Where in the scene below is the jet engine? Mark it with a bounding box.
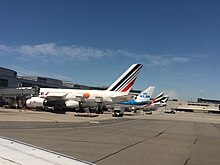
[26,97,45,108]
[43,100,66,107]
[65,100,79,108]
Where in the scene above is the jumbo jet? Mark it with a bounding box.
[26,64,143,113]
[116,86,155,108]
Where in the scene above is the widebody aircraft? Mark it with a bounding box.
[26,64,143,113]
[117,91,169,111]
[115,86,155,109]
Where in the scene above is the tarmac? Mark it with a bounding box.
[1,107,220,165]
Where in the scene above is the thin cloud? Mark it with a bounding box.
[0,43,107,61]
[144,54,190,66]
[0,43,191,65]
[17,44,58,57]
[0,44,10,52]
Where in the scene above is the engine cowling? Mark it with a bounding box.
[43,100,66,107]
[65,100,79,108]
[26,97,45,108]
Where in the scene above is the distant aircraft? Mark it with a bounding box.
[145,92,169,109]
[117,86,155,108]
[26,64,143,113]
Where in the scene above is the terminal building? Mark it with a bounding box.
[161,99,220,113]
[0,67,109,90]
[0,67,100,107]
[0,67,63,89]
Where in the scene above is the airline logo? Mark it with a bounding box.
[107,64,143,93]
[139,92,150,98]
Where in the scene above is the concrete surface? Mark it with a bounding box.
[0,108,220,164]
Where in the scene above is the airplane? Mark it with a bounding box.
[116,86,155,109]
[152,95,169,107]
[121,92,169,112]
[26,96,44,108]
[144,92,169,109]
[26,64,143,113]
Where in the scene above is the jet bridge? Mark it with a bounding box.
[0,87,36,97]
[0,87,38,108]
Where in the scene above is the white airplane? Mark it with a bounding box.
[26,64,143,113]
[116,86,155,108]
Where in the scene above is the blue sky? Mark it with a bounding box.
[0,0,220,100]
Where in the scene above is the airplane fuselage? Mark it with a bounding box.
[37,88,132,108]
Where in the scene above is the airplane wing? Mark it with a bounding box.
[111,95,135,103]
[0,136,94,165]
[44,93,68,100]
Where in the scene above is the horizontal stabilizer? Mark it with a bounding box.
[42,92,68,101]
[111,95,135,103]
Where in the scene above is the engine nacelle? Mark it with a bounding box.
[43,100,66,107]
[26,97,45,108]
[65,100,79,108]
[65,93,76,100]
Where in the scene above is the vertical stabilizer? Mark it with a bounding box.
[136,86,155,102]
[107,64,143,93]
[152,92,164,102]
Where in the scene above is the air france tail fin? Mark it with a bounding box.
[136,86,155,102]
[107,64,143,93]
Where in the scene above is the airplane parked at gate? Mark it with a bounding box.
[26,64,143,113]
[116,86,155,108]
